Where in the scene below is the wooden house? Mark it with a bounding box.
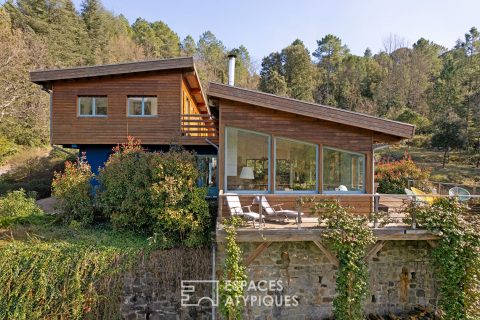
[31,57,424,235]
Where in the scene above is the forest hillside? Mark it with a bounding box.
[0,0,479,186]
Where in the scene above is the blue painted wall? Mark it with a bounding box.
[80,146,112,175]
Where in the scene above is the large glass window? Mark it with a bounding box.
[78,96,107,116]
[128,96,157,116]
[226,127,269,192]
[275,138,317,192]
[323,147,365,193]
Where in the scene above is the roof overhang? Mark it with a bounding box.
[207,82,415,141]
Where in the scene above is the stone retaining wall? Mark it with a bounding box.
[121,248,213,320]
[119,241,437,319]
[216,240,438,319]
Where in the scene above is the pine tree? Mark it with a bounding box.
[196,31,227,84]
[259,52,286,95]
[81,0,108,63]
[314,34,350,105]
[132,18,180,58]
[282,39,315,101]
[181,35,196,56]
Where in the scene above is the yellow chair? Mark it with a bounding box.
[410,187,436,205]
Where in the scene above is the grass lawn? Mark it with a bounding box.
[0,213,149,250]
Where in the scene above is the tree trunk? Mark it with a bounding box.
[442,149,448,168]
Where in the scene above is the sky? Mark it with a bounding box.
[71,0,480,67]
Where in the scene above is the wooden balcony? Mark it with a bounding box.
[216,193,480,242]
[180,114,219,145]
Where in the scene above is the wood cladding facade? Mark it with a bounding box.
[216,99,376,198]
[51,70,206,145]
[208,82,415,140]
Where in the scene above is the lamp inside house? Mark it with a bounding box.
[239,166,254,180]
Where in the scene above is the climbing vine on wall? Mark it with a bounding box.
[311,199,375,320]
[219,217,247,320]
[410,198,480,320]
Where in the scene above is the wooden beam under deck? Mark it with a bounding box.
[216,228,441,242]
[244,242,272,267]
[364,240,386,262]
[312,240,339,267]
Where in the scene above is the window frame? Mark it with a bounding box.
[224,126,271,194]
[321,146,366,194]
[77,96,108,117]
[127,96,158,117]
[274,136,318,194]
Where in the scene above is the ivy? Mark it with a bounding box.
[0,217,149,320]
[219,217,247,320]
[410,198,480,319]
[311,199,375,320]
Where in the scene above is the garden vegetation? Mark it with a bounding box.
[0,138,212,319]
[411,198,480,319]
[219,217,247,320]
[375,155,430,194]
[311,199,375,320]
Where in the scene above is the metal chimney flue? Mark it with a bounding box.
[228,53,236,86]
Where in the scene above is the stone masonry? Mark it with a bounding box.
[216,240,438,319]
[119,240,437,319]
[121,248,213,320]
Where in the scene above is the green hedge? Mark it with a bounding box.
[0,219,148,320]
[96,138,211,247]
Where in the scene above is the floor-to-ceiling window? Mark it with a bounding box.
[323,147,365,193]
[225,127,270,192]
[225,127,366,194]
[275,138,317,192]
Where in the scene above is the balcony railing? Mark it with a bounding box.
[180,114,218,138]
[218,193,480,230]
[407,179,480,195]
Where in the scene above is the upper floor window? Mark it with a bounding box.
[323,147,365,193]
[78,96,107,116]
[128,96,157,117]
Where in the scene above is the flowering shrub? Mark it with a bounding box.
[375,156,429,194]
[97,137,211,247]
[52,157,94,225]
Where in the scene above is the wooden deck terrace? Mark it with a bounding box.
[216,193,480,243]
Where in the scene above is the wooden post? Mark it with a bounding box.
[411,203,417,229]
[297,196,302,230]
[218,193,223,225]
[373,194,379,228]
[259,196,263,230]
